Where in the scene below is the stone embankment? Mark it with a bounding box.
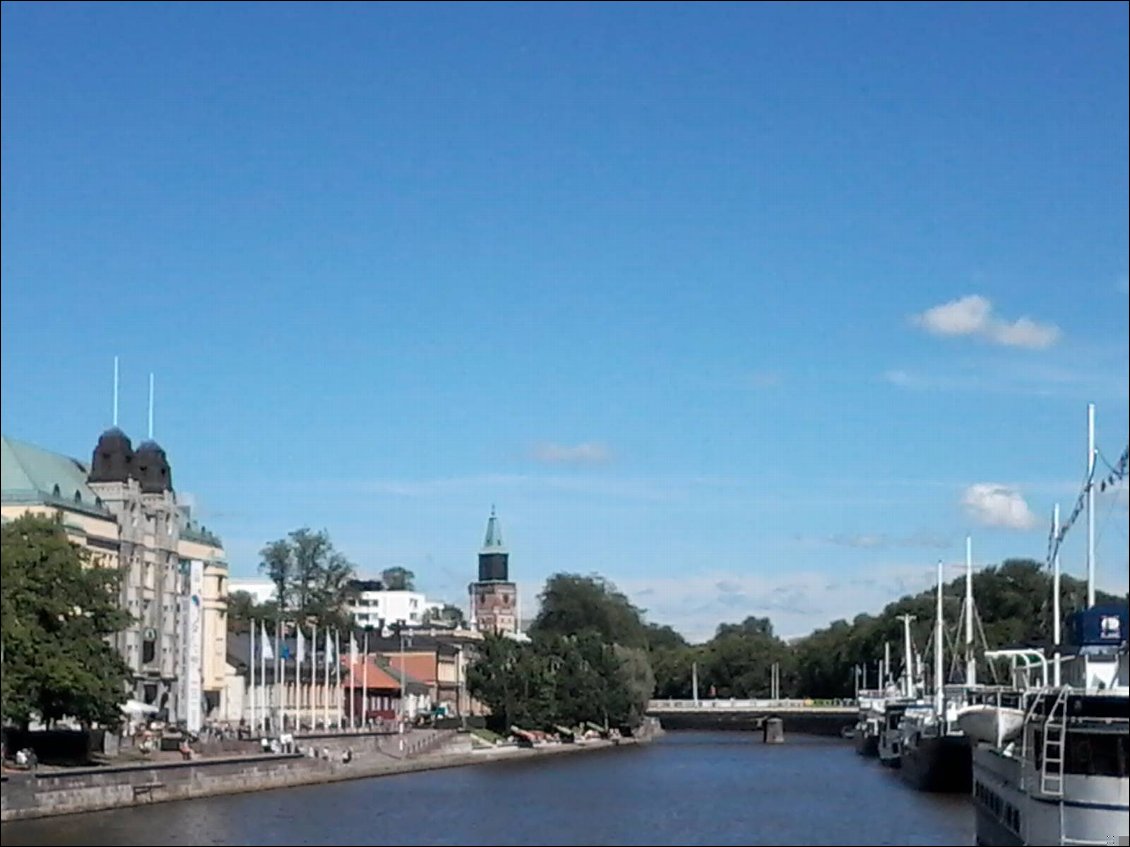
[0,723,663,823]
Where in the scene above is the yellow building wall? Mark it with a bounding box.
[1,503,120,569]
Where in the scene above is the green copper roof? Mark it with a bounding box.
[481,505,506,553]
[1,434,110,518]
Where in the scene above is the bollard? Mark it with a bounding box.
[762,717,784,744]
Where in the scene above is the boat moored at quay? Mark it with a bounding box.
[964,627,1129,847]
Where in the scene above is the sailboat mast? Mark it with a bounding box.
[884,641,891,690]
[899,614,916,698]
[934,558,944,713]
[965,536,976,686]
[1086,402,1096,609]
[1053,502,1062,687]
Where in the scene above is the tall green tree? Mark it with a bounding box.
[381,566,416,591]
[226,590,279,633]
[699,615,792,698]
[1,513,134,729]
[466,634,545,731]
[530,573,650,649]
[789,559,1125,698]
[468,573,658,733]
[258,527,356,626]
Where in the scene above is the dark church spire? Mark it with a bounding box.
[478,506,509,581]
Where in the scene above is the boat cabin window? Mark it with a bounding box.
[1064,732,1130,778]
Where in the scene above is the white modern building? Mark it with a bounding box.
[228,578,277,606]
[346,579,443,630]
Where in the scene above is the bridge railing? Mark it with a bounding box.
[647,698,858,711]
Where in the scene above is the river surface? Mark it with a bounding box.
[1,732,974,846]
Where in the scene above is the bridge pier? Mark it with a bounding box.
[762,717,784,744]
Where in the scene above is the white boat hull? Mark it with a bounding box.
[957,704,1026,745]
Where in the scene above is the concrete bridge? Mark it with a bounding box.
[646,698,858,736]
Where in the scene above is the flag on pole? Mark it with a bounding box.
[323,628,332,729]
[324,629,336,666]
[296,627,307,664]
[261,621,274,660]
[334,629,343,730]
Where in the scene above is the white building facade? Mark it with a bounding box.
[346,583,442,630]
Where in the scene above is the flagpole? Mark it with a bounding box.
[273,615,281,733]
[348,630,357,730]
[250,622,257,735]
[308,623,316,729]
[335,629,343,730]
[323,628,331,729]
[362,629,369,730]
[260,621,268,736]
[298,624,306,731]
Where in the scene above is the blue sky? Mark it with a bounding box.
[3,2,1127,641]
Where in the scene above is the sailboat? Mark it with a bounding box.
[854,644,900,758]
[877,614,929,768]
[899,538,985,793]
[964,403,1129,847]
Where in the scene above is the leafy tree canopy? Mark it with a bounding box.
[258,527,356,628]
[381,566,416,591]
[1,513,134,729]
[529,573,649,649]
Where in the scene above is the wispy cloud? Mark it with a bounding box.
[795,531,953,551]
[961,483,1038,530]
[912,294,1061,350]
[529,441,613,466]
[881,361,1126,399]
[881,369,979,392]
[745,371,782,389]
[618,564,940,642]
[320,472,733,503]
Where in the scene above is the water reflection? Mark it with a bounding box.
[0,732,973,846]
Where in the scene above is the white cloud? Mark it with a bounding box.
[916,294,993,336]
[795,531,952,550]
[881,361,1125,399]
[961,483,1038,530]
[334,471,718,503]
[530,442,613,465]
[619,565,939,643]
[987,317,1061,349]
[912,294,1061,350]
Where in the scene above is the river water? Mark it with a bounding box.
[0,732,974,846]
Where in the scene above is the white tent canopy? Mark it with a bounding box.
[121,698,158,716]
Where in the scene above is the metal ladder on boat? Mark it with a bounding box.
[1039,686,1069,797]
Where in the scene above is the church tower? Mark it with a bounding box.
[469,507,518,635]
